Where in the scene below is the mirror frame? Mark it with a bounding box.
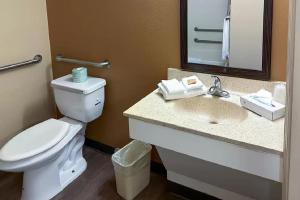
[180,0,273,80]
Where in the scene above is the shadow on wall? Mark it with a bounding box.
[22,63,55,128]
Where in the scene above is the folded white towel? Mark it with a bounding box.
[182,76,204,91]
[250,89,273,106]
[161,79,185,94]
[158,83,185,100]
[222,16,230,62]
[158,82,207,100]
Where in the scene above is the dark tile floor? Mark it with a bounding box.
[0,147,186,200]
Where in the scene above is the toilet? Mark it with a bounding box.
[0,74,106,200]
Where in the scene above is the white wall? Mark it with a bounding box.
[0,0,54,146]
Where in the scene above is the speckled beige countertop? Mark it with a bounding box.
[124,69,285,155]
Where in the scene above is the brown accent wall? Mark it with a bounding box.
[271,0,289,81]
[46,0,288,158]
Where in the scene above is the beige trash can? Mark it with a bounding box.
[112,140,152,200]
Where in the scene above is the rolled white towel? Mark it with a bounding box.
[161,79,185,94]
[182,76,204,91]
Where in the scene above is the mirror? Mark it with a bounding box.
[180,0,273,80]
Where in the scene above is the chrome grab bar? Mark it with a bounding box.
[194,27,223,32]
[56,55,111,68]
[194,38,222,44]
[0,55,42,72]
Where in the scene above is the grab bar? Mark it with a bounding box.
[0,55,42,72]
[194,38,222,44]
[56,55,111,68]
[194,27,223,32]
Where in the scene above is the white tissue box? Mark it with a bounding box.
[240,95,285,121]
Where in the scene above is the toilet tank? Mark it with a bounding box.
[51,74,106,123]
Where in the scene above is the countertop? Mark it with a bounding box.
[124,90,284,155]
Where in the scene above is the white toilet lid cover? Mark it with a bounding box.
[0,119,70,162]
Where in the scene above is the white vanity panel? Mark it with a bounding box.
[128,118,283,182]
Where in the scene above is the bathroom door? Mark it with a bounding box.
[284,0,300,199]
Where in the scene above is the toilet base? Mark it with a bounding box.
[60,157,87,189]
[21,135,87,200]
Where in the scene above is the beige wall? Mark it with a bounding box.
[46,0,288,162]
[0,1,54,146]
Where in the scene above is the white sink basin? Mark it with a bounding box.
[172,95,248,125]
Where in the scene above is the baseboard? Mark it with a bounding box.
[168,181,220,200]
[84,138,167,176]
[85,138,115,155]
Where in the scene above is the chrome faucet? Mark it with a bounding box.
[208,76,230,98]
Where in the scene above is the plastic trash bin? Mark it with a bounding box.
[112,140,152,200]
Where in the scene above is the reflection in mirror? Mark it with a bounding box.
[188,0,229,67]
[181,0,272,80]
[229,0,264,70]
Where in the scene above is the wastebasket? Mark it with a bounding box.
[112,140,152,200]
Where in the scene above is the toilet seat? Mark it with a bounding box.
[0,118,70,162]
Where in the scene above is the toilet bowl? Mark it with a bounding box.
[0,74,106,200]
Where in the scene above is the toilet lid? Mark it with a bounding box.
[0,119,70,162]
[51,74,106,94]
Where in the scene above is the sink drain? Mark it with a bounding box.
[209,120,219,124]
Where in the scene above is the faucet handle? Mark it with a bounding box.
[211,75,221,88]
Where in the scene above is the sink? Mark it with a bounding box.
[172,95,248,125]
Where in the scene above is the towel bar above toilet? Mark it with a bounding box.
[56,54,111,68]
